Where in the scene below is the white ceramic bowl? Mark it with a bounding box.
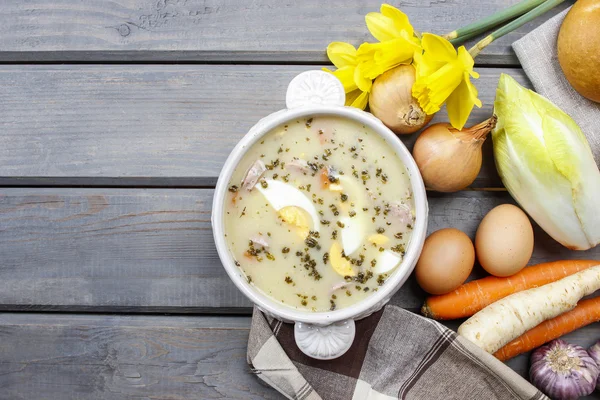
[212,71,428,360]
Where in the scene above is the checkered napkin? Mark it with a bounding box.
[247,306,546,400]
[513,7,600,165]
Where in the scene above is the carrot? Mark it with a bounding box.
[494,297,600,361]
[422,260,599,320]
[457,265,600,354]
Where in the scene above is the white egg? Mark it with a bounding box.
[257,180,320,232]
[375,250,402,274]
[340,216,365,256]
[337,176,369,256]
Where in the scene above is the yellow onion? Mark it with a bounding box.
[369,65,433,135]
[412,116,497,192]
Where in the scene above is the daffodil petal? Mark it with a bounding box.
[456,46,475,70]
[324,66,358,93]
[446,76,481,130]
[345,89,369,109]
[365,12,399,42]
[365,4,414,42]
[327,42,358,68]
[413,58,464,114]
[421,33,456,62]
[380,4,414,37]
[357,39,417,80]
[354,63,373,92]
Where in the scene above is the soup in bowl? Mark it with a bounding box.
[212,71,428,359]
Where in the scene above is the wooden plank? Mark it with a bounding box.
[1,188,599,313]
[0,0,570,64]
[0,314,282,400]
[0,64,529,188]
[0,313,597,399]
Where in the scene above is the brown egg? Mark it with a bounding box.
[415,228,475,295]
[475,204,534,277]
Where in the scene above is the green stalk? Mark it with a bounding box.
[443,0,547,41]
[468,0,565,58]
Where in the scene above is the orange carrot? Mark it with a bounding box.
[422,260,599,320]
[494,297,600,361]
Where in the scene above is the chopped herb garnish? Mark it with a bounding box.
[340,193,348,202]
[337,221,345,228]
[260,180,268,188]
[377,227,385,234]
[305,237,318,248]
[282,247,290,254]
[228,185,239,193]
[391,244,406,254]
[285,276,293,284]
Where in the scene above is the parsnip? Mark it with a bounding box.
[457,265,600,354]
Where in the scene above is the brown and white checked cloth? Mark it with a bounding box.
[247,306,547,400]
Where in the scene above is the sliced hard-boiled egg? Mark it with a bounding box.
[340,216,365,256]
[257,179,320,233]
[375,250,402,274]
[368,234,389,246]
[329,242,356,277]
[278,206,310,238]
[336,176,369,256]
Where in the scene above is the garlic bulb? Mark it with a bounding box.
[588,340,600,390]
[412,116,497,192]
[369,65,433,135]
[530,339,599,400]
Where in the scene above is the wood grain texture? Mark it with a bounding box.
[0,313,597,400]
[1,188,598,313]
[0,0,571,64]
[0,314,281,400]
[0,64,529,188]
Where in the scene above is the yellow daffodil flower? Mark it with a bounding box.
[412,33,481,130]
[323,42,371,110]
[358,4,421,79]
[365,4,414,42]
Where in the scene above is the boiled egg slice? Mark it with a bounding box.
[375,250,402,274]
[329,241,356,277]
[337,176,369,256]
[257,179,320,233]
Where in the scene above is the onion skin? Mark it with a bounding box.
[369,65,433,135]
[530,339,599,400]
[412,116,496,192]
[588,340,600,390]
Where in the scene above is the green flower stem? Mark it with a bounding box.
[443,0,546,41]
[468,0,565,58]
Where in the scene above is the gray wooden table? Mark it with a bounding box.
[1,1,598,399]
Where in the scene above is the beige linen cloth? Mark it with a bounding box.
[245,9,600,400]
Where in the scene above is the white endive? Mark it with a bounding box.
[493,74,600,250]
